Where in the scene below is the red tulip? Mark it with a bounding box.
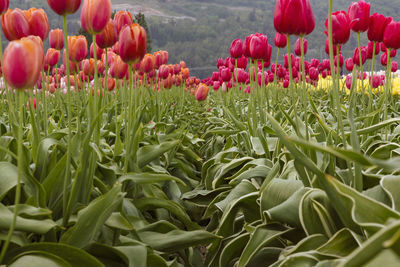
[294,38,307,56]
[335,54,344,67]
[282,79,289,88]
[366,41,380,59]
[383,20,400,50]
[348,0,370,33]
[368,13,392,42]
[274,32,287,48]
[325,11,350,45]
[249,34,271,61]
[140,54,156,73]
[283,53,295,69]
[1,8,30,41]
[345,58,354,72]
[220,67,231,82]
[195,83,209,101]
[3,36,44,89]
[154,51,164,69]
[49,28,64,50]
[353,47,367,66]
[82,58,95,77]
[46,0,81,16]
[96,20,117,49]
[68,35,88,62]
[380,43,397,57]
[273,0,315,36]
[236,55,248,69]
[381,53,388,66]
[113,11,133,35]
[0,0,9,15]
[325,38,341,55]
[213,81,220,91]
[81,0,111,34]
[392,61,398,72]
[118,23,147,64]
[230,39,244,59]
[345,75,353,89]
[370,75,381,88]
[45,48,60,67]
[309,67,319,81]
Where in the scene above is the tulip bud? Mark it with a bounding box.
[26,8,49,41]
[274,0,315,36]
[49,29,64,50]
[195,83,209,101]
[46,0,81,16]
[0,0,9,15]
[352,47,367,66]
[345,75,353,89]
[81,0,111,34]
[68,35,88,62]
[45,48,60,67]
[249,34,271,61]
[96,20,117,49]
[345,58,354,72]
[118,23,147,64]
[230,39,244,59]
[294,38,308,56]
[113,11,133,35]
[274,32,287,48]
[348,0,370,33]
[383,20,400,50]
[1,8,30,41]
[368,13,392,43]
[381,53,388,66]
[90,43,104,59]
[3,36,44,89]
[282,79,289,88]
[392,61,398,72]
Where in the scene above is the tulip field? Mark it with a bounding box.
[3,0,400,266]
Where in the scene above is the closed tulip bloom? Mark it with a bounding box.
[383,20,400,50]
[230,39,244,59]
[236,55,248,69]
[25,8,49,40]
[311,59,320,68]
[370,75,381,88]
[195,83,209,101]
[380,42,397,57]
[348,0,370,33]
[367,41,380,59]
[0,0,9,15]
[249,34,271,61]
[273,0,315,36]
[140,54,156,73]
[158,64,169,80]
[220,67,232,82]
[274,32,287,48]
[181,68,189,79]
[381,53,388,66]
[110,55,128,79]
[45,48,60,67]
[113,11,133,35]
[392,61,398,72]
[325,11,351,45]
[345,58,354,72]
[345,75,353,89]
[325,38,341,55]
[81,0,111,34]
[335,54,344,67]
[47,0,81,16]
[294,38,307,56]
[68,35,88,62]
[102,77,115,91]
[161,51,169,64]
[90,43,104,59]
[352,46,367,66]
[1,8,30,41]
[309,67,319,81]
[49,29,64,50]
[118,23,147,64]
[82,58,95,76]
[368,13,392,42]
[3,36,44,89]
[96,20,117,49]
[154,51,164,69]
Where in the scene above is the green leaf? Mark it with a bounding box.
[0,162,22,201]
[60,185,124,248]
[137,140,180,168]
[119,172,186,186]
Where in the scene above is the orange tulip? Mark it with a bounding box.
[49,28,64,50]
[0,0,9,15]
[46,0,81,16]
[96,20,117,49]
[181,68,190,79]
[180,61,187,69]
[80,0,111,34]
[154,51,164,69]
[140,54,155,73]
[102,77,115,91]
[195,83,209,101]
[113,11,133,35]
[162,51,169,64]
[68,35,88,62]
[3,36,44,89]
[118,23,147,64]
[25,8,49,40]
[45,48,60,67]
[1,8,30,41]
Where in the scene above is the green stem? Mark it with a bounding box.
[299,36,309,140]
[62,14,72,227]
[367,42,376,115]
[0,90,24,263]
[92,34,100,145]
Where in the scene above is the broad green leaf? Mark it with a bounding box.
[137,140,180,168]
[119,172,186,186]
[0,162,22,201]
